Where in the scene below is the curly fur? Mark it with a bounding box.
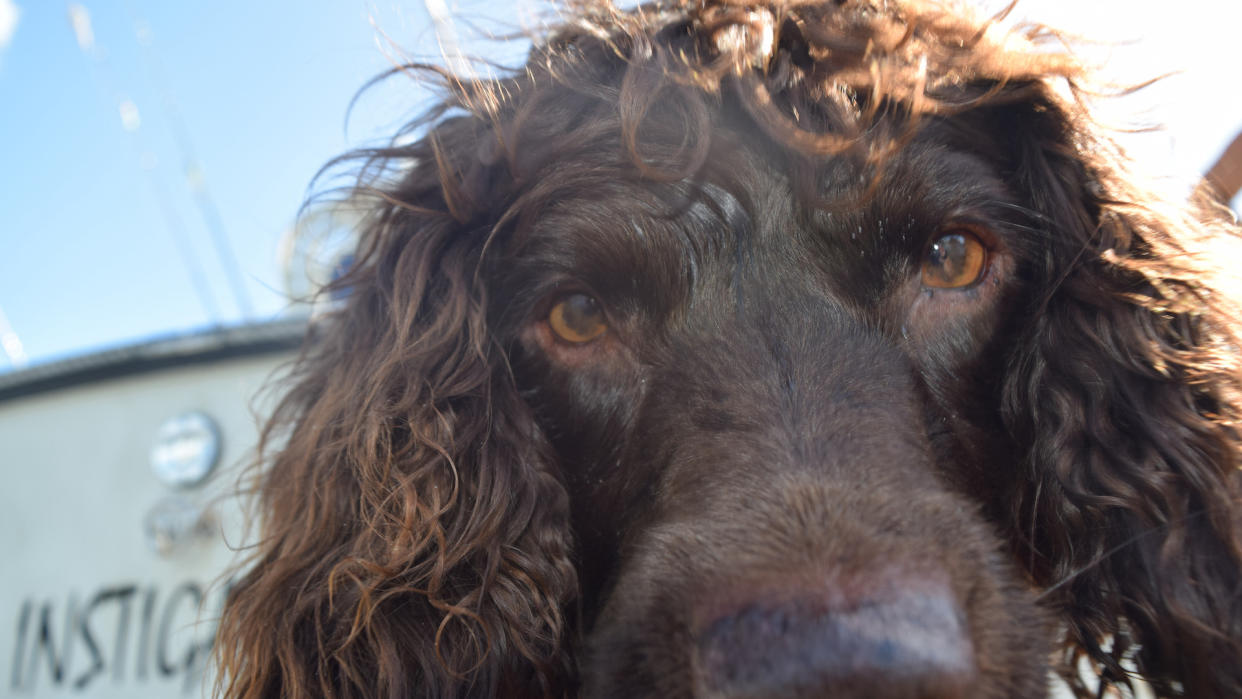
[214,0,1242,696]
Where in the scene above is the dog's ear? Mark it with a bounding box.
[986,90,1242,696]
[215,113,577,698]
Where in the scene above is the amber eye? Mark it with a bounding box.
[548,293,608,344]
[922,230,987,289]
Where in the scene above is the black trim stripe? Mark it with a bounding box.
[0,318,309,403]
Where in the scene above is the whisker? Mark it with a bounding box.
[987,199,1055,224]
[1035,510,1208,602]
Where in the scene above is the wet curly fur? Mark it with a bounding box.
[215,0,1242,696]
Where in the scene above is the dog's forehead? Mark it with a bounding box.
[503,119,1017,306]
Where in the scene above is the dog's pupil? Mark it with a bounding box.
[932,236,963,275]
[926,233,979,286]
[561,294,602,334]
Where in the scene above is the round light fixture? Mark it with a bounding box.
[150,411,221,488]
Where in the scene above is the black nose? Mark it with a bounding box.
[694,580,976,698]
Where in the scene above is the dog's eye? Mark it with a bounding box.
[548,293,608,344]
[922,230,987,289]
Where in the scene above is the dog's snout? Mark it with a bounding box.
[694,578,975,698]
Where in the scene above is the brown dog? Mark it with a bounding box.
[215,1,1242,696]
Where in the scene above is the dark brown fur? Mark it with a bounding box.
[214,1,1242,696]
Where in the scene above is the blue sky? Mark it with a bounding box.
[0,0,528,369]
[1,0,1240,371]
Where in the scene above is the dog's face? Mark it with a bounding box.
[215,3,1242,698]
[493,109,1049,696]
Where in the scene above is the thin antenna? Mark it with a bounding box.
[143,154,225,322]
[66,3,223,324]
[127,9,255,320]
[0,304,28,369]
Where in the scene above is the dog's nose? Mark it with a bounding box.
[694,581,976,698]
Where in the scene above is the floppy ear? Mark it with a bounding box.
[993,93,1242,696]
[214,113,577,698]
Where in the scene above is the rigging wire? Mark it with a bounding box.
[123,6,255,320]
[66,3,252,323]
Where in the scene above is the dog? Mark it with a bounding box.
[214,0,1242,696]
